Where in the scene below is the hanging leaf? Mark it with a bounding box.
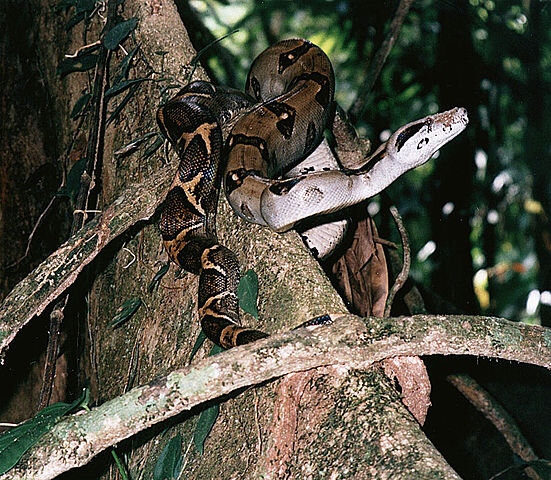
[55,0,78,10]
[193,404,219,455]
[153,434,183,480]
[113,45,140,84]
[65,11,85,30]
[115,131,158,157]
[108,297,142,328]
[190,343,224,453]
[103,18,138,50]
[70,92,91,118]
[188,331,207,364]
[0,392,86,475]
[141,135,164,160]
[63,0,94,29]
[148,263,170,292]
[237,269,259,318]
[107,84,139,125]
[106,78,151,99]
[56,157,87,202]
[75,0,95,14]
[57,54,97,76]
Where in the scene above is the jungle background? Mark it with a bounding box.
[0,0,550,479]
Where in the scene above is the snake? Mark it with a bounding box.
[156,38,469,349]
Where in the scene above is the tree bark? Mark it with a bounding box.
[4,313,550,479]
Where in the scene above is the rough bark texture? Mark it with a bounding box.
[4,313,549,479]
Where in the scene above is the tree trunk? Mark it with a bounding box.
[77,2,458,478]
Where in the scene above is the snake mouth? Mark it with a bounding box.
[437,107,469,128]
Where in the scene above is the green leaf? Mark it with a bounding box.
[54,0,77,11]
[56,157,87,202]
[0,393,85,475]
[209,344,225,356]
[142,136,164,160]
[70,92,91,118]
[193,404,219,455]
[237,269,259,319]
[103,18,138,50]
[57,54,97,76]
[396,83,422,102]
[108,297,142,328]
[191,342,224,453]
[75,0,95,14]
[107,84,139,125]
[106,78,150,99]
[153,434,183,480]
[148,263,170,292]
[113,45,140,84]
[188,331,207,364]
[111,449,130,480]
[65,11,85,31]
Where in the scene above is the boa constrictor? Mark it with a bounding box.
[157,38,469,349]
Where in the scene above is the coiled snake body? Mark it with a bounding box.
[157,39,468,349]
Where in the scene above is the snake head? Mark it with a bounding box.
[386,107,469,170]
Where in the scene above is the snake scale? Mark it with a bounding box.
[156,39,469,349]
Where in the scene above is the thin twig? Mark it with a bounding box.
[384,206,411,317]
[6,196,57,270]
[348,0,415,122]
[447,373,542,480]
[36,301,66,411]
[64,40,101,58]
[37,0,117,412]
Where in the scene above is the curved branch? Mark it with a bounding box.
[0,161,176,357]
[3,314,550,479]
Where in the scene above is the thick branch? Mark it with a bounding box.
[0,161,176,357]
[3,314,550,479]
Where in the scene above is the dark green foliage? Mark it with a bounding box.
[189,331,208,363]
[57,54,97,76]
[70,91,91,118]
[113,45,140,84]
[102,18,138,50]
[56,156,87,202]
[0,393,86,475]
[153,434,183,480]
[237,269,259,319]
[148,263,170,292]
[193,404,220,455]
[189,342,224,453]
[108,297,142,328]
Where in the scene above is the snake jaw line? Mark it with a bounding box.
[386,107,469,172]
